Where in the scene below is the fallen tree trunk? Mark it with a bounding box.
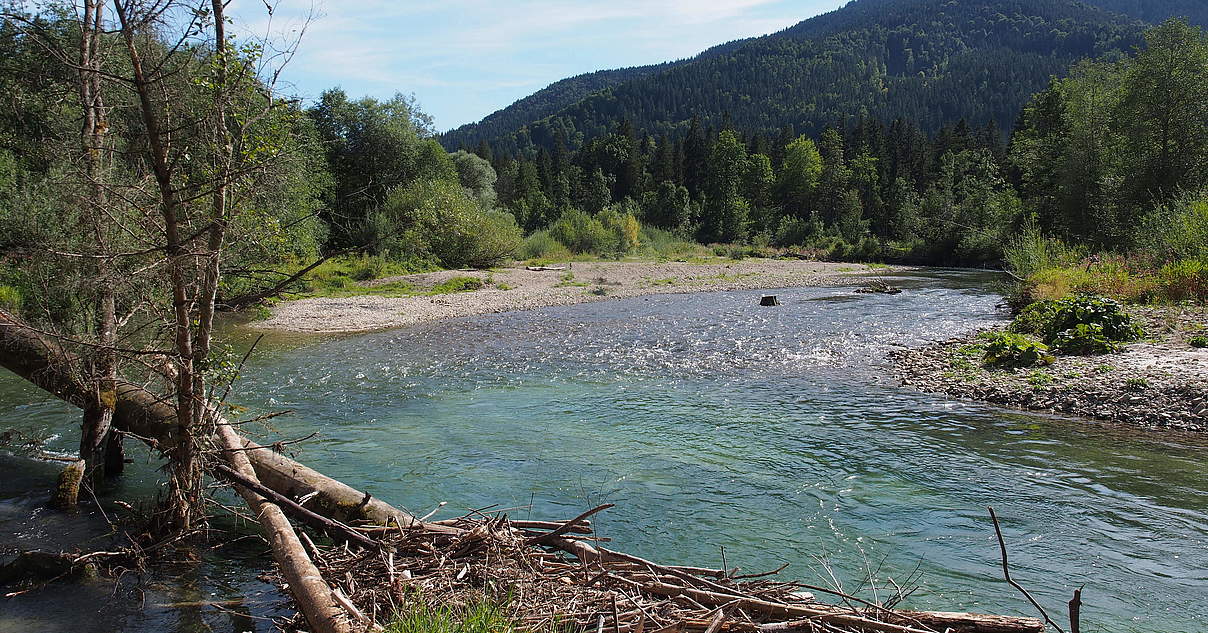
[216,424,354,633]
[0,309,443,529]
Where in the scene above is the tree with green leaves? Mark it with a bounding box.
[702,130,750,243]
[775,136,823,220]
[308,89,444,247]
[451,150,498,208]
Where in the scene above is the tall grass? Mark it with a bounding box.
[0,284,22,311]
[1002,224,1085,280]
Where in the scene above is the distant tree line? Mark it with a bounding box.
[466,19,1208,268]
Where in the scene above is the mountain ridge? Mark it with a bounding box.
[440,0,1207,156]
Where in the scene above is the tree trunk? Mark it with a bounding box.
[216,423,354,633]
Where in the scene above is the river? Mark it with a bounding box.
[2,269,1205,633]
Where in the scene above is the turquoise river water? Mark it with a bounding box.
[1,269,1206,633]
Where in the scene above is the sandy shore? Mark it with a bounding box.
[253,259,883,333]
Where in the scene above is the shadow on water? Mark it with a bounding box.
[2,268,1206,633]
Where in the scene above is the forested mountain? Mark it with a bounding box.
[440,63,677,154]
[1083,0,1208,26]
[439,34,773,152]
[441,0,1203,157]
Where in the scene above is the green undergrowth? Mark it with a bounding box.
[1004,200,1208,306]
[1014,257,1208,307]
[286,253,492,299]
[974,294,1144,369]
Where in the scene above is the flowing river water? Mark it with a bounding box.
[1,269,1206,632]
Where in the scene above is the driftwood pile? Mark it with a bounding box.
[291,506,1045,633]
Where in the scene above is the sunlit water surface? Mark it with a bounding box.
[2,270,1206,633]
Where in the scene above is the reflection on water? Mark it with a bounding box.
[2,269,1206,633]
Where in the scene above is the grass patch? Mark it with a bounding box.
[386,599,515,633]
[431,276,484,294]
[556,272,589,288]
[286,255,435,299]
[1027,370,1054,387]
[1125,377,1150,391]
[0,284,23,311]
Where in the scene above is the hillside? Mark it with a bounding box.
[440,0,1204,157]
[439,63,676,153]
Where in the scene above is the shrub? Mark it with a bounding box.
[772,215,824,247]
[550,208,616,254]
[520,230,570,261]
[599,206,641,253]
[1051,323,1121,355]
[433,209,523,269]
[1190,335,1208,348]
[1135,190,1208,263]
[374,179,522,268]
[1009,300,1059,336]
[1044,295,1143,343]
[981,332,1055,368]
[1015,295,1143,345]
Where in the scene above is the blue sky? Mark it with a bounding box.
[230,1,848,132]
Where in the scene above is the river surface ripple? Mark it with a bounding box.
[2,269,1206,633]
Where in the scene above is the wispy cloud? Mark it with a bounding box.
[229,0,845,130]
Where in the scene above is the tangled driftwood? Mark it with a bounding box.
[292,507,1045,633]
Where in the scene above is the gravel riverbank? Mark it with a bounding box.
[893,306,1208,431]
[253,259,886,333]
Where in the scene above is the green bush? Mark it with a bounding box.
[520,230,570,261]
[599,206,641,253]
[981,332,1055,368]
[373,179,522,269]
[1009,300,1059,336]
[1135,190,1208,263]
[1044,295,1143,343]
[1014,295,1143,345]
[429,209,523,269]
[772,215,824,247]
[1051,323,1121,355]
[1190,335,1208,348]
[550,208,616,254]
